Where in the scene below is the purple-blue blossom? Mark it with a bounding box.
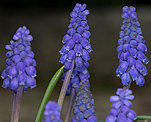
[42,101,62,122]
[105,88,136,122]
[116,6,148,86]
[1,26,36,93]
[59,3,92,95]
[71,80,98,122]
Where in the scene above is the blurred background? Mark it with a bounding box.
[0,0,151,121]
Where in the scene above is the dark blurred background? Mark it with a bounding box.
[0,0,151,122]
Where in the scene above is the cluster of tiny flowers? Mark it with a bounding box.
[71,80,98,122]
[105,88,136,122]
[42,101,62,122]
[116,6,148,86]
[1,26,36,93]
[59,3,92,95]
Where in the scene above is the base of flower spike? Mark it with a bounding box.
[72,80,98,122]
[42,101,62,122]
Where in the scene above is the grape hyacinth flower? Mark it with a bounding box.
[71,80,98,122]
[116,6,148,86]
[105,88,136,122]
[59,3,92,95]
[1,26,36,93]
[42,101,62,122]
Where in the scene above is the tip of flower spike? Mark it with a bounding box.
[122,6,136,13]
[71,3,89,18]
[75,3,87,11]
[121,6,137,19]
[13,26,33,42]
[106,88,136,122]
[42,101,62,122]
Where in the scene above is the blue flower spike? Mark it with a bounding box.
[1,26,36,93]
[71,80,98,122]
[116,6,148,86]
[59,3,92,95]
[42,101,62,122]
[105,88,136,122]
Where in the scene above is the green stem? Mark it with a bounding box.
[99,116,151,122]
[137,116,151,120]
[58,60,74,109]
[35,65,64,122]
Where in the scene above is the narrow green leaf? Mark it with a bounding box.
[35,65,64,122]
[137,116,151,120]
[99,115,151,122]
[99,120,105,122]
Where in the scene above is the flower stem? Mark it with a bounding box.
[10,92,16,122]
[35,66,64,122]
[13,86,23,122]
[64,87,76,122]
[58,60,75,109]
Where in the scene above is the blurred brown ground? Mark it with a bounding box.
[0,6,151,122]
